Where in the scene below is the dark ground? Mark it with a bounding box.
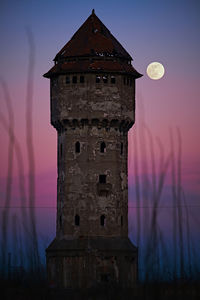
[1,279,200,300]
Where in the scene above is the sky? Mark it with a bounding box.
[0,0,200,271]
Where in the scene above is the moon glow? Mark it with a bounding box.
[147,62,165,80]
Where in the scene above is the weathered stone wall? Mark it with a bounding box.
[50,73,135,240]
[47,242,138,289]
[50,73,135,129]
[57,126,128,238]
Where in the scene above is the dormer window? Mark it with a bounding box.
[72,76,77,84]
[99,175,106,184]
[111,76,116,84]
[100,142,106,153]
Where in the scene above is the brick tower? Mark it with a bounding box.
[44,10,142,289]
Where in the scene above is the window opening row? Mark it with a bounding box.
[61,75,133,86]
[65,75,116,84]
[66,75,85,84]
[96,75,116,84]
[73,214,123,227]
[123,76,133,86]
[74,141,123,154]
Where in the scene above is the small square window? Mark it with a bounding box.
[72,76,77,84]
[96,75,101,83]
[99,175,106,184]
[66,76,70,84]
[111,76,116,84]
[80,76,84,83]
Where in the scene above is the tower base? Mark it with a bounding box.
[46,237,138,289]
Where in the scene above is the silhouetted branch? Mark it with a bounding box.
[0,79,15,276]
[25,28,40,270]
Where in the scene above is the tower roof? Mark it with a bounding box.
[55,9,132,60]
[44,10,142,78]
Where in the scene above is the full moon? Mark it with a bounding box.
[147,62,165,80]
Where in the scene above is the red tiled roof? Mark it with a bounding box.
[55,11,132,60]
[44,11,142,79]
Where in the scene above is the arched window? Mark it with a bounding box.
[75,141,80,153]
[120,142,123,155]
[100,141,106,153]
[121,216,123,227]
[75,215,80,226]
[100,215,105,227]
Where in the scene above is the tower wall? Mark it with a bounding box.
[50,73,135,240]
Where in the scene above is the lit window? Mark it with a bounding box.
[75,215,80,226]
[100,142,106,153]
[96,75,101,83]
[75,141,80,153]
[111,76,116,84]
[66,76,70,84]
[99,175,106,184]
[72,76,77,84]
[100,215,105,226]
[80,76,84,83]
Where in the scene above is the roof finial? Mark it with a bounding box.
[92,9,95,15]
